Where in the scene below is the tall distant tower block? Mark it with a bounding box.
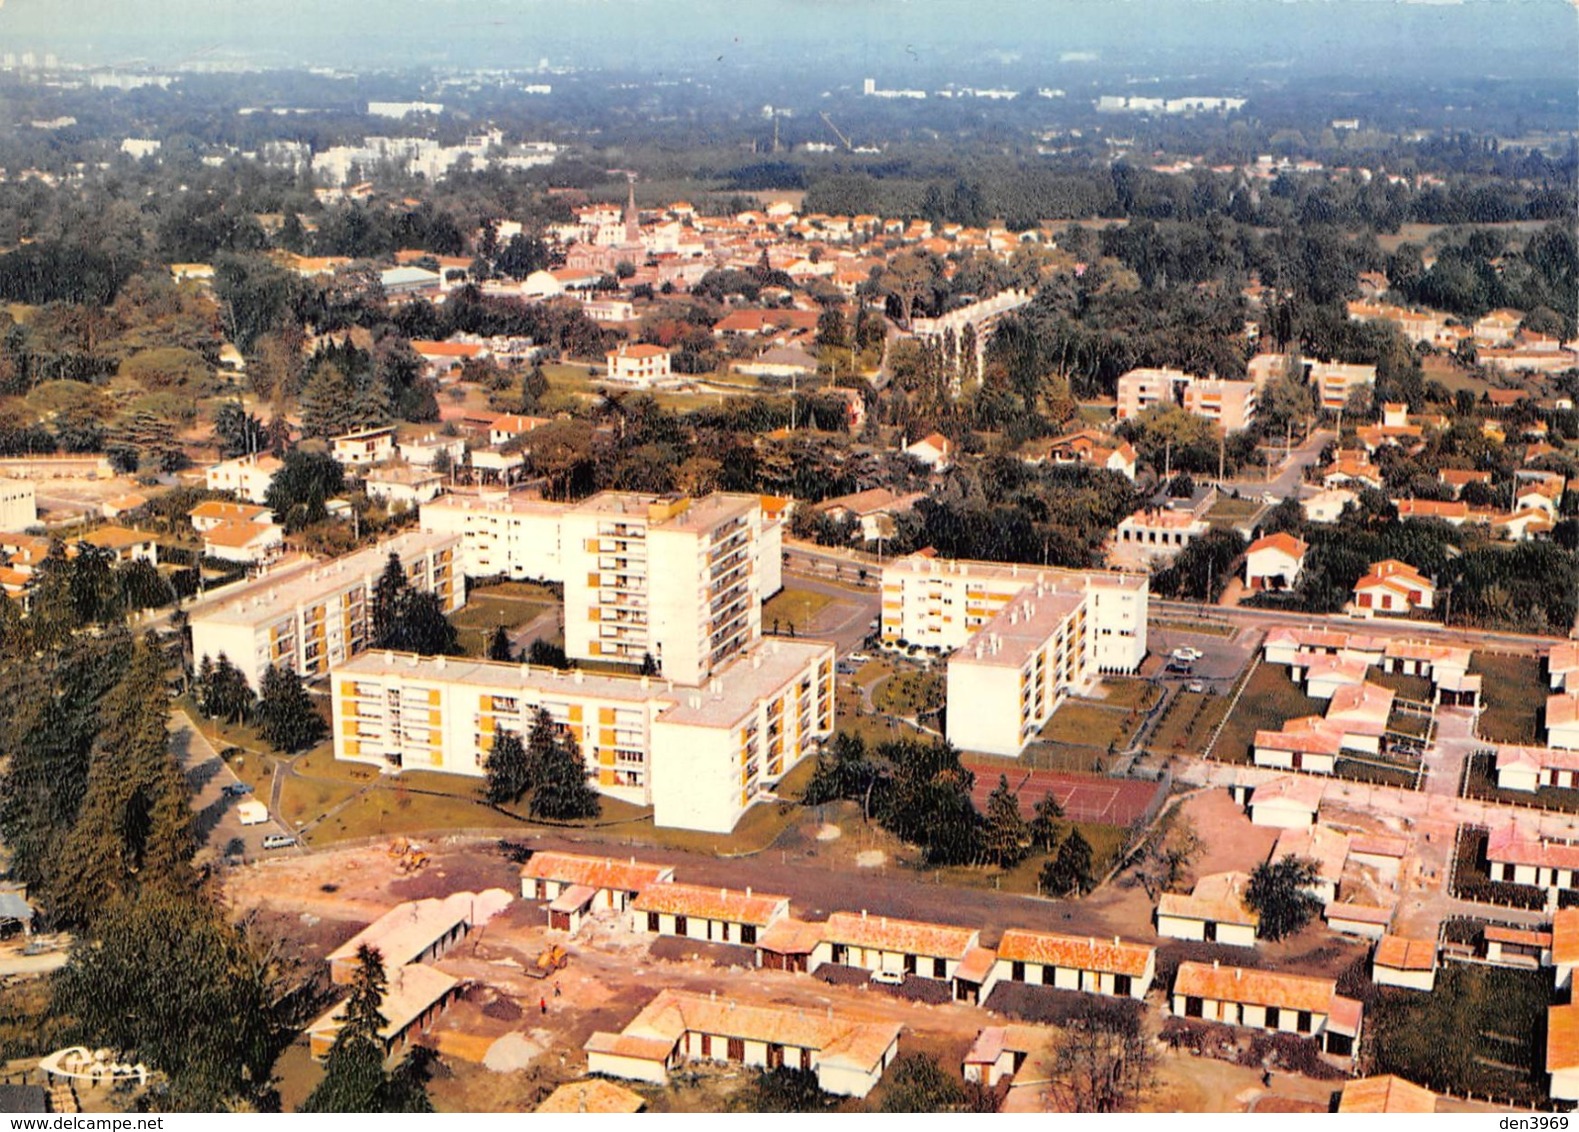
[863,78,876,96]
[624,174,640,245]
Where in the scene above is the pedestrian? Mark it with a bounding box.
[540,996,547,1015]
[554,983,562,998]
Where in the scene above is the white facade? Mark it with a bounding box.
[188,531,461,690]
[0,479,37,530]
[331,427,397,467]
[420,492,566,581]
[331,639,834,833]
[206,454,283,504]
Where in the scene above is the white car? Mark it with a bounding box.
[847,653,871,664]
[1171,646,1204,662]
[870,970,905,986]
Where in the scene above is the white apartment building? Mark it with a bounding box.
[331,638,834,833]
[1115,367,1186,420]
[206,453,284,504]
[420,492,567,581]
[879,553,1148,757]
[188,531,461,690]
[0,479,37,530]
[561,493,782,686]
[1181,378,1258,432]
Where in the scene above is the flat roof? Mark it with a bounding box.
[885,552,1147,592]
[950,586,1084,670]
[187,531,459,627]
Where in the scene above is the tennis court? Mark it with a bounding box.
[965,763,1165,827]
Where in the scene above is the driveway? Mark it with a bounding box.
[172,711,300,861]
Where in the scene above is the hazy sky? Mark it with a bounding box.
[0,0,1573,75]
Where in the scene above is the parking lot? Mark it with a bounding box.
[173,712,301,861]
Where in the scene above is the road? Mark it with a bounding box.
[770,570,881,657]
[1216,427,1334,501]
[172,710,301,861]
[1151,598,1563,653]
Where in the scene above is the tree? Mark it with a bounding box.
[256,664,326,754]
[983,775,1030,869]
[370,553,459,656]
[197,653,256,724]
[1050,997,1156,1112]
[730,1067,835,1113]
[1041,829,1095,897]
[213,400,267,459]
[526,639,569,669]
[1245,855,1323,940]
[265,449,345,533]
[877,738,981,866]
[486,624,513,662]
[1133,813,1201,900]
[1027,793,1065,852]
[527,722,600,822]
[877,1053,992,1112]
[298,361,361,439]
[302,944,435,1113]
[53,886,318,1111]
[520,363,550,413]
[51,639,197,926]
[483,729,530,807]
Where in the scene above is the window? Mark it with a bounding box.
[1296,1011,1312,1034]
[1115,975,1132,997]
[1011,961,1025,983]
[1265,1006,1281,1030]
[741,924,757,945]
[700,1034,712,1058]
[727,1037,745,1061]
[675,915,688,936]
[646,912,660,933]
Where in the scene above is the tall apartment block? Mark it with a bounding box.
[188,531,461,690]
[878,552,1148,757]
[332,638,833,832]
[422,491,783,686]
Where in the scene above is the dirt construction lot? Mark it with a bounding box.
[225,826,1387,1113]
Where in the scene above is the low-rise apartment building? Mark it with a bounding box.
[330,636,834,833]
[188,531,461,689]
[987,929,1155,1001]
[1171,961,1362,1056]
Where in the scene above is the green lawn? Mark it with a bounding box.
[762,586,838,634]
[1093,678,1163,711]
[1037,701,1138,750]
[1473,652,1547,745]
[873,669,945,716]
[1208,662,1322,763]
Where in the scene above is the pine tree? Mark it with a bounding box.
[198,653,256,724]
[1027,793,1065,852]
[983,775,1030,869]
[1040,829,1095,898]
[303,945,390,1113]
[486,624,513,662]
[256,664,326,753]
[483,729,530,807]
[528,727,600,822]
[299,361,359,439]
[51,638,196,925]
[371,554,408,647]
[520,363,549,413]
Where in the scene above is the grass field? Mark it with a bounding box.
[873,669,945,716]
[1037,701,1138,750]
[762,586,837,634]
[1209,662,1322,763]
[448,583,557,657]
[1473,652,1547,746]
[1093,678,1163,711]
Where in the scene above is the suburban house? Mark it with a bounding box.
[307,963,461,1061]
[962,1025,1047,1089]
[1550,693,1579,751]
[1371,934,1437,992]
[520,852,676,933]
[630,883,790,948]
[202,518,285,564]
[1155,872,1259,947]
[1323,681,1393,755]
[1171,961,1362,1056]
[1484,825,1579,903]
[605,343,675,387]
[1493,744,1579,793]
[364,465,445,508]
[811,911,979,986]
[206,452,284,503]
[1351,559,1436,618]
[330,425,397,467]
[1244,532,1307,591]
[1549,643,1579,693]
[987,929,1156,1001]
[399,433,465,468]
[811,487,926,543]
[903,432,954,471]
[1300,487,1357,524]
[1254,716,1342,775]
[754,918,828,974]
[1270,825,1350,905]
[80,526,158,565]
[1324,901,1394,940]
[584,989,901,1098]
[1247,775,1324,829]
[189,500,272,534]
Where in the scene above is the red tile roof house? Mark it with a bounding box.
[520,852,676,933]
[1244,532,1308,591]
[963,1024,1047,1089]
[630,883,789,949]
[1351,559,1436,618]
[1493,744,1579,794]
[1372,934,1437,992]
[986,929,1156,1001]
[1170,961,1362,1057]
[1485,825,1579,907]
[809,911,980,990]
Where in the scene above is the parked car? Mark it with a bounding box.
[261,834,297,850]
[1186,681,1207,694]
[1172,646,1204,662]
[870,970,905,986]
[848,653,871,664]
[221,782,253,797]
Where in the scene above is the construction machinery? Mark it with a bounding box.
[387,838,430,874]
[819,111,853,152]
[526,943,570,978]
